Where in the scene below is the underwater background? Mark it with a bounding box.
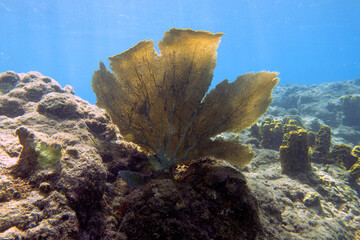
[2,1,360,239]
[1,0,359,104]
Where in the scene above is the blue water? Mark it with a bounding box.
[0,0,359,104]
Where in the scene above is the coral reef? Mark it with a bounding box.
[0,70,271,239]
[1,70,360,239]
[35,141,62,168]
[279,129,312,174]
[92,28,279,171]
[253,116,304,150]
[0,188,79,239]
[349,146,360,178]
[311,125,332,163]
[0,71,113,239]
[0,71,20,94]
[253,116,360,176]
[352,145,360,158]
[246,159,360,239]
[258,118,284,150]
[328,144,358,170]
[349,162,360,179]
[111,158,263,239]
[10,127,39,178]
[268,78,360,145]
[0,97,25,117]
[341,95,360,127]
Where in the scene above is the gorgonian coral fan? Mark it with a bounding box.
[92,28,279,171]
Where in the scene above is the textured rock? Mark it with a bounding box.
[2,71,262,239]
[332,125,360,145]
[0,97,25,117]
[269,78,360,145]
[245,161,360,240]
[37,93,79,119]
[0,71,20,94]
[341,95,360,127]
[0,190,79,239]
[109,158,264,240]
[1,71,360,239]
[0,165,79,239]
[0,71,117,238]
[10,127,39,178]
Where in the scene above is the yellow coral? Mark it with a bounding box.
[92,28,279,171]
[258,116,303,150]
[329,144,357,170]
[351,145,360,158]
[280,129,312,174]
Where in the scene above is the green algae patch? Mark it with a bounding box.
[35,141,62,168]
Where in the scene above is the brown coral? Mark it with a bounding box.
[92,28,279,171]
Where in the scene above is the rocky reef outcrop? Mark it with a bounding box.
[1,71,360,239]
[268,78,360,145]
[0,71,265,239]
[247,149,360,239]
[0,71,115,239]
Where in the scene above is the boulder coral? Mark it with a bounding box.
[0,71,114,238]
[0,71,20,94]
[92,28,279,171]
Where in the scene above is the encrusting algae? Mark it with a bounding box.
[92,28,279,171]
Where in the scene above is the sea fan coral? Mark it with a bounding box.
[92,28,279,171]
